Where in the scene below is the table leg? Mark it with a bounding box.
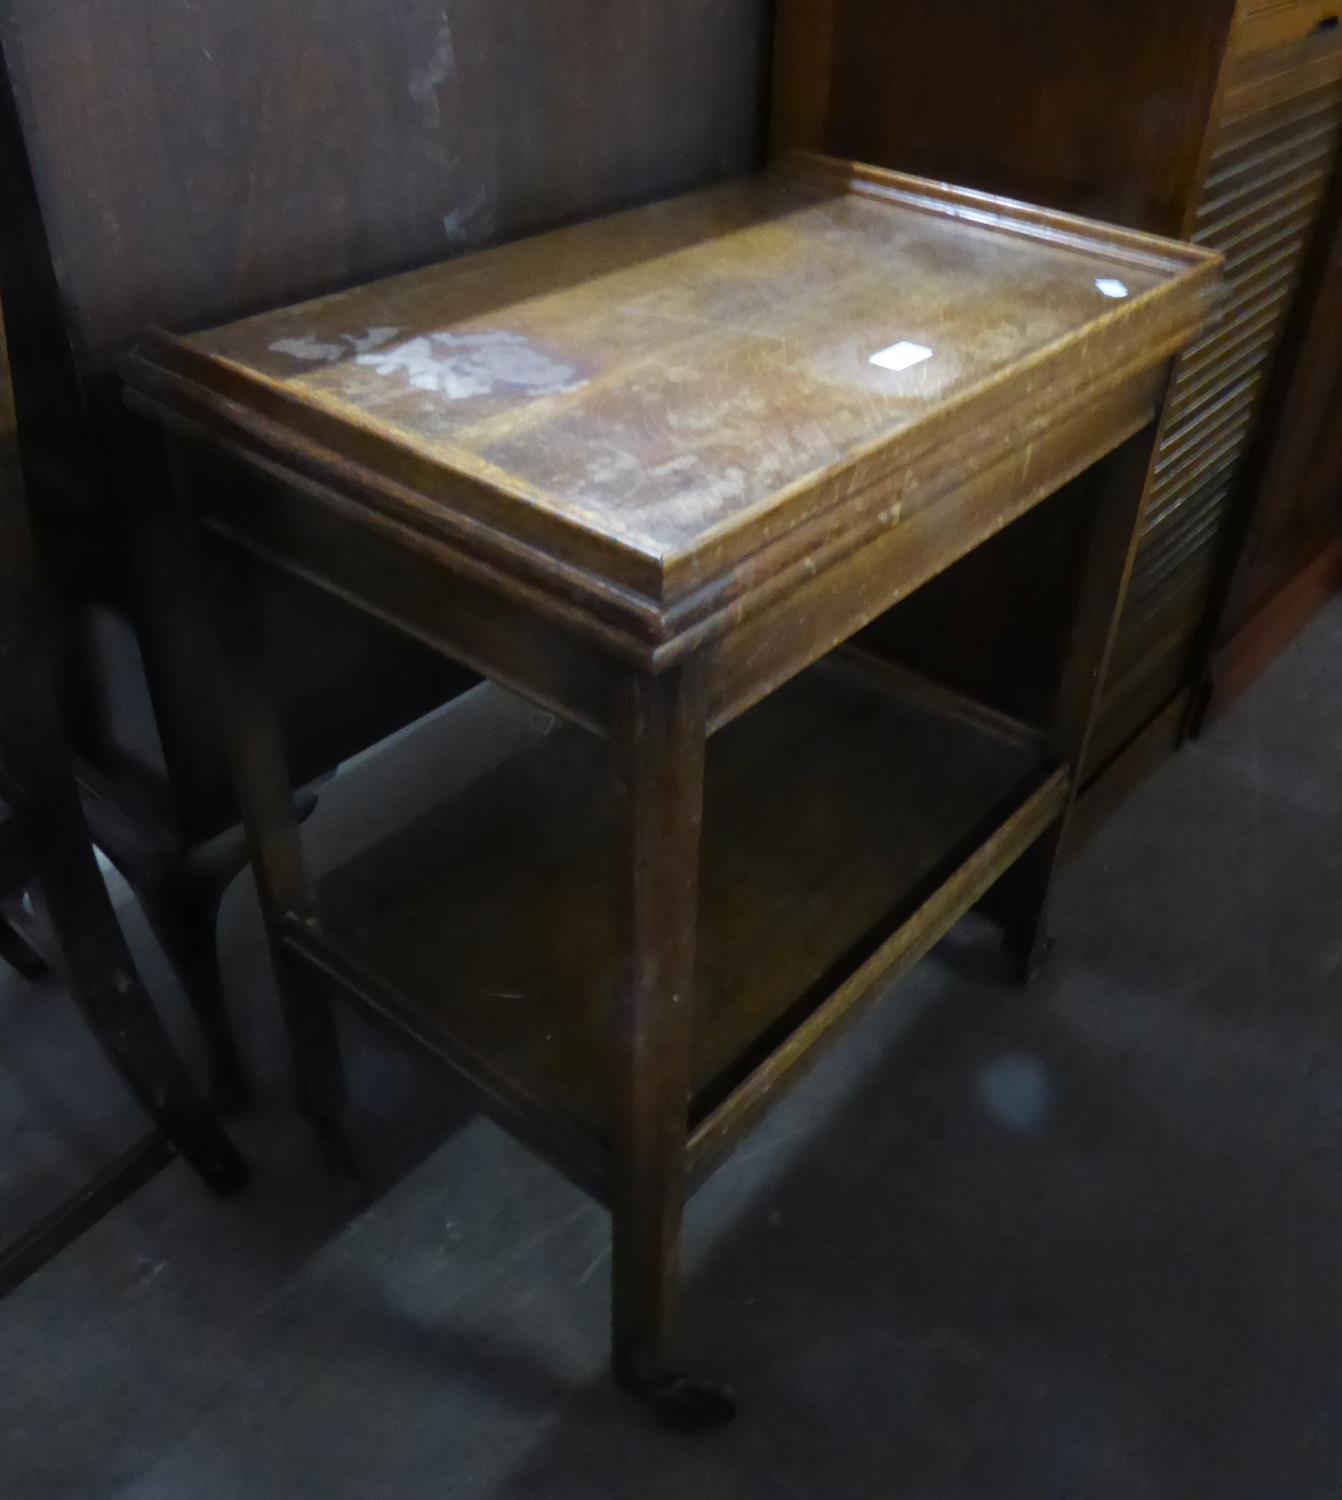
[139,860,251,1113]
[997,822,1062,981]
[999,417,1165,977]
[609,664,732,1426]
[201,534,352,1173]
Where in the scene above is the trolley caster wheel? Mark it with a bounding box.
[648,1376,738,1432]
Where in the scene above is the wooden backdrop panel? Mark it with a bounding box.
[3,0,771,369]
[777,0,1237,236]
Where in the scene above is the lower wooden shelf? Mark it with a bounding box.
[285,655,1067,1200]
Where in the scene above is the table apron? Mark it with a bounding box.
[190,362,1164,741]
[194,455,629,738]
[705,365,1166,732]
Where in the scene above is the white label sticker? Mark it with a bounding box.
[1095,278,1130,300]
[869,340,934,372]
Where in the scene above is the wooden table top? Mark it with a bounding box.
[127,153,1219,637]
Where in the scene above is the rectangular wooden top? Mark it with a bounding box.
[125,154,1220,645]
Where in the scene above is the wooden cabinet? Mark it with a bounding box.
[1123,37,1342,749]
[1237,1,1342,58]
[775,0,1342,808]
[1206,191,1342,711]
[1295,364,1342,576]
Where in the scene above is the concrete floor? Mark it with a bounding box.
[3,600,1341,1500]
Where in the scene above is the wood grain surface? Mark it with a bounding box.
[126,156,1219,637]
[2,0,770,370]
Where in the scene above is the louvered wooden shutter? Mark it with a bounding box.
[1090,76,1342,770]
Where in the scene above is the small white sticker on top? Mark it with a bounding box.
[1095,278,1130,300]
[869,340,934,373]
